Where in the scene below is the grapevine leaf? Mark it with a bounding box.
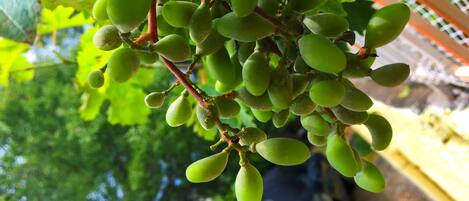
[79,89,106,121]
[37,5,93,34]
[0,0,39,43]
[40,0,95,11]
[106,83,151,125]
[10,56,34,82]
[0,39,31,86]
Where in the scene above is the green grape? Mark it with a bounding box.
[236,88,273,111]
[364,3,410,48]
[352,149,363,171]
[189,2,212,43]
[93,25,122,51]
[162,1,198,28]
[258,0,279,15]
[354,161,385,193]
[235,163,263,201]
[139,51,159,64]
[217,12,275,42]
[231,0,258,17]
[243,51,271,96]
[215,97,240,119]
[196,104,215,130]
[186,151,229,183]
[252,109,273,123]
[340,87,373,112]
[157,7,176,36]
[239,127,267,146]
[320,112,335,124]
[256,138,311,166]
[195,20,227,56]
[237,42,255,65]
[303,13,349,37]
[154,34,191,62]
[165,95,193,127]
[293,56,310,73]
[300,113,329,136]
[144,92,165,109]
[364,114,392,151]
[206,47,237,84]
[272,109,289,128]
[290,73,310,99]
[268,64,293,110]
[290,93,316,116]
[92,0,108,20]
[370,63,410,87]
[214,54,242,92]
[288,0,327,13]
[88,70,105,88]
[326,134,359,177]
[331,106,368,125]
[309,80,345,107]
[107,48,140,83]
[107,0,152,33]
[299,34,346,73]
[307,132,327,147]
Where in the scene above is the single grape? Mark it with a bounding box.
[107,0,152,33]
[331,106,369,125]
[290,73,311,99]
[307,132,327,147]
[139,51,159,64]
[93,25,122,51]
[256,138,311,166]
[231,0,258,17]
[107,48,140,83]
[235,163,263,201]
[214,52,243,92]
[290,93,316,116]
[92,0,108,20]
[301,113,330,136]
[364,114,392,151]
[309,80,345,107]
[243,51,271,96]
[162,1,198,28]
[236,88,273,111]
[299,34,346,73]
[350,134,373,157]
[293,56,310,73]
[352,149,363,171]
[195,20,228,56]
[237,42,255,65]
[272,109,290,128]
[206,47,237,84]
[144,92,165,109]
[215,97,240,119]
[189,2,212,43]
[156,7,176,36]
[252,109,273,123]
[88,70,105,88]
[186,151,229,183]
[258,0,279,15]
[165,95,193,127]
[217,12,275,42]
[239,127,267,146]
[364,3,410,48]
[268,64,293,110]
[343,53,373,78]
[303,13,349,37]
[196,104,215,130]
[154,34,191,62]
[326,134,359,177]
[340,87,373,112]
[370,63,410,87]
[354,161,385,192]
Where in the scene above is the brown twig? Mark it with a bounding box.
[134,0,158,44]
[254,7,299,37]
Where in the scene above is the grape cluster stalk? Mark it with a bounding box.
[88,0,412,199]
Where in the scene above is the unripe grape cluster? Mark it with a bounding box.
[89,0,411,198]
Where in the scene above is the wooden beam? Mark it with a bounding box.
[417,0,469,37]
[372,0,469,65]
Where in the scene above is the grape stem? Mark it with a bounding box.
[134,0,158,44]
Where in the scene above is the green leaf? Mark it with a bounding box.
[343,0,376,34]
[40,0,95,11]
[79,89,106,121]
[38,5,93,34]
[9,56,34,82]
[106,83,151,125]
[316,0,348,16]
[0,0,39,43]
[0,38,32,86]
